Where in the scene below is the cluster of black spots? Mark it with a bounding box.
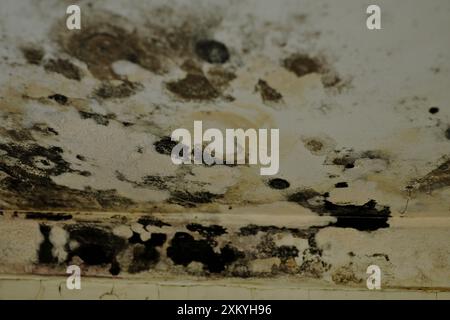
[287,190,390,231]
[186,223,226,244]
[268,178,290,190]
[26,212,72,221]
[137,216,171,228]
[429,107,439,114]
[168,191,221,207]
[283,54,321,77]
[195,40,230,64]
[167,232,241,273]
[66,225,126,266]
[128,233,167,273]
[153,136,177,155]
[334,182,348,188]
[273,245,299,262]
[239,224,311,238]
[48,94,68,105]
[38,224,57,264]
[78,111,115,126]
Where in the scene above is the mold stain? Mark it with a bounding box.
[415,159,450,193]
[168,191,222,207]
[166,73,219,101]
[255,79,283,103]
[94,81,143,99]
[195,39,230,64]
[128,233,167,273]
[26,212,72,221]
[44,58,82,81]
[288,190,390,231]
[67,225,126,269]
[167,232,241,273]
[21,46,44,65]
[38,224,57,264]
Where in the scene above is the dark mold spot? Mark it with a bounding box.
[335,182,348,188]
[78,111,115,126]
[21,47,44,65]
[109,259,121,275]
[38,224,57,264]
[288,190,390,231]
[44,59,82,81]
[67,225,126,265]
[195,40,230,64]
[168,191,221,207]
[255,79,282,103]
[167,232,241,273]
[137,216,171,228]
[166,74,219,100]
[94,81,142,99]
[268,178,290,190]
[48,94,68,105]
[283,54,321,77]
[445,127,450,140]
[26,212,72,221]
[186,223,227,240]
[304,139,324,153]
[76,154,86,161]
[372,253,390,262]
[128,233,167,273]
[429,107,439,114]
[154,136,177,155]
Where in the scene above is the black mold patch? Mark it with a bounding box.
[445,127,450,140]
[128,233,167,273]
[26,212,72,221]
[44,58,82,81]
[31,123,59,136]
[167,232,241,273]
[154,136,177,155]
[48,94,68,105]
[38,224,57,264]
[195,40,230,64]
[166,74,219,100]
[137,216,171,228]
[67,225,126,265]
[268,178,290,190]
[239,224,311,238]
[288,190,390,231]
[168,191,222,207]
[78,111,115,126]
[334,182,348,188]
[186,223,227,240]
[429,107,439,114]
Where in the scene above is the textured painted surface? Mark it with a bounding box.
[0,0,450,296]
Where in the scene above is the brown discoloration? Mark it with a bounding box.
[21,47,44,65]
[415,159,450,193]
[255,79,282,103]
[166,74,219,100]
[283,54,321,77]
[94,81,143,99]
[304,139,324,153]
[44,59,82,81]
[207,67,236,88]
